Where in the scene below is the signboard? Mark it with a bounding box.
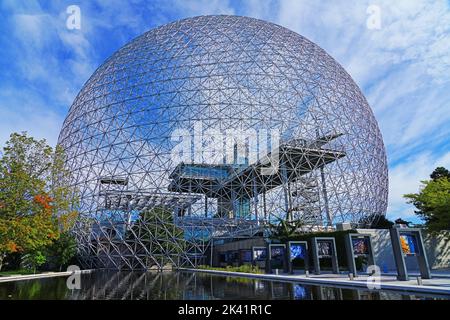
[317,241,332,258]
[312,237,339,274]
[252,247,266,261]
[270,245,286,270]
[289,243,307,261]
[390,228,430,281]
[400,234,418,256]
[352,237,370,256]
[346,234,375,276]
[271,246,285,259]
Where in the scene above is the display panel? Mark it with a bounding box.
[270,245,286,269]
[240,250,252,263]
[400,234,418,255]
[290,243,307,261]
[252,248,266,261]
[352,237,370,255]
[317,241,332,257]
[271,246,285,258]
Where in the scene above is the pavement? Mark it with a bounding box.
[181,268,450,296]
[0,269,94,283]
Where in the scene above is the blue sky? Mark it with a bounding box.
[1,0,450,222]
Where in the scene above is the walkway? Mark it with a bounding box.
[0,269,94,283]
[180,268,450,296]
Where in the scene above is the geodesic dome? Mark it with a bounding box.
[58,15,388,270]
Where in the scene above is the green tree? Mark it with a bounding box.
[0,132,78,271]
[404,177,450,233]
[430,167,450,181]
[394,218,411,226]
[21,251,47,273]
[268,218,306,241]
[126,207,185,266]
[361,214,394,229]
[46,232,78,271]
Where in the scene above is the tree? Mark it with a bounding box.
[430,167,450,181]
[21,251,47,273]
[0,132,78,271]
[46,232,78,271]
[361,214,394,229]
[268,218,306,240]
[394,218,411,227]
[404,177,450,233]
[125,207,186,266]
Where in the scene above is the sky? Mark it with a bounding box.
[1,0,450,223]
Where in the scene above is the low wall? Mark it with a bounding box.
[210,230,449,272]
[356,229,450,272]
[422,231,450,270]
[212,238,265,266]
[214,238,266,252]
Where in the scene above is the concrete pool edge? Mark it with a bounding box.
[179,268,450,296]
[0,269,94,283]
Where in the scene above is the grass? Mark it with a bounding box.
[0,269,38,277]
[197,264,264,274]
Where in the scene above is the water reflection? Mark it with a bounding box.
[0,271,447,300]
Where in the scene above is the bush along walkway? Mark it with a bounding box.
[197,265,264,274]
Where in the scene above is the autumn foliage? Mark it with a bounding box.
[34,194,53,211]
[0,132,79,271]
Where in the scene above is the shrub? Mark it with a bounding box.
[197,264,263,274]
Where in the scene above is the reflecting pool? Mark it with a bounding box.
[0,271,448,300]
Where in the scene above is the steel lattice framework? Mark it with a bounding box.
[58,15,388,270]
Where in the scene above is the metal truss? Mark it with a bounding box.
[58,15,388,270]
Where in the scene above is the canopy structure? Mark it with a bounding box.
[169,135,345,224]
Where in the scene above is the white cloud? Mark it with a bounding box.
[171,0,235,16]
[0,87,64,147]
[10,8,95,96]
[0,1,98,148]
[0,0,238,151]
[387,151,450,220]
[263,0,450,191]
